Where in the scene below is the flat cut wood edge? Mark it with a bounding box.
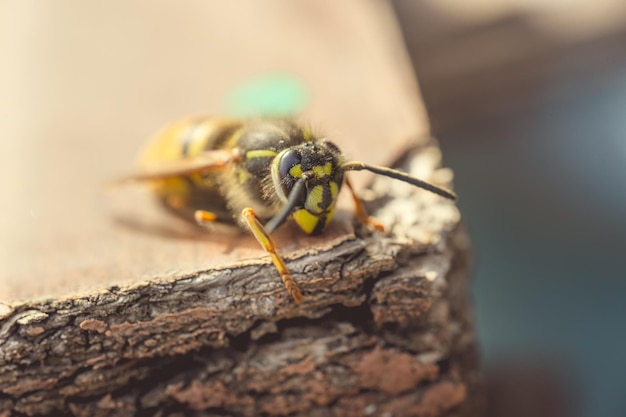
[0,142,483,417]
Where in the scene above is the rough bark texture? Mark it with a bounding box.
[0,143,482,417]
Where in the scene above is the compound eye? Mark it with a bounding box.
[278,149,302,179]
[277,148,303,198]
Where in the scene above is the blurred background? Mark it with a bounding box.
[2,1,626,416]
[394,1,626,417]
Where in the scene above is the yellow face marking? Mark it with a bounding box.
[312,162,332,178]
[245,149,277,159]
[289,163,303,178]
[292,209,320,235]
[306,185,325,213]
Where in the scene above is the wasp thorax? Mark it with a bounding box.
[271,141,344,235]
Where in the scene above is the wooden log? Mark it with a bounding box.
[0,143,482,416]
[0,1,483,416]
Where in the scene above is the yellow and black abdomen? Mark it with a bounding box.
[137,117,243,221]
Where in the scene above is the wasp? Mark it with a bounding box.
[125,117,456,302]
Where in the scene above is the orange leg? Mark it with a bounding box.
[194,209,218,227]
[241,208,303,303]
[344,177,385,232]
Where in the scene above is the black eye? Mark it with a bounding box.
[278,149,302,179]
[277,149,302,197]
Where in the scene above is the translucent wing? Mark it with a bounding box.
[112,149,237,184]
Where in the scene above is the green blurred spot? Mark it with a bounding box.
[224,73,310,117]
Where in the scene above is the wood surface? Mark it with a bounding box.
[0,1,482,416]
[0,0,428,302]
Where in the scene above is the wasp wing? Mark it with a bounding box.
[112,149,236,184]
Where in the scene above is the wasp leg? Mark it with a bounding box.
[344,177,385,232]
[194,210,218,227]
[241,208,303,303]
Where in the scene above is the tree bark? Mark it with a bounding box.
[0,143,482,417]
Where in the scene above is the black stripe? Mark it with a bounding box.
[321,183,332,211]
[312,212,326,235]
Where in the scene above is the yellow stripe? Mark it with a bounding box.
[185,121,214,157]
[225,125,245,148]
[246,149,278,159]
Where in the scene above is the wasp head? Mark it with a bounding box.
[271,140,344,235]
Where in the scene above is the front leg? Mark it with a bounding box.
[241,208,303,303]
[344,176,385,232]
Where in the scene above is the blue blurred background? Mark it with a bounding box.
[395,2,626,416]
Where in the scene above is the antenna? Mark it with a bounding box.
[341,162,457,201]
